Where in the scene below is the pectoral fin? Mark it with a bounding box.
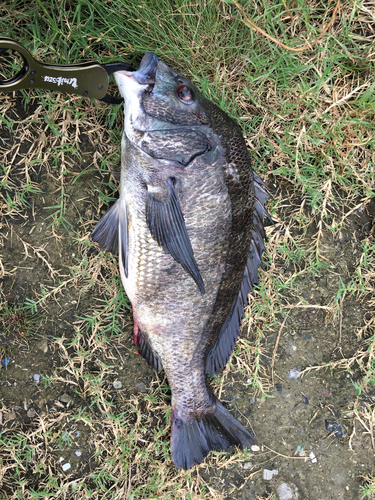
[91,197,129,277]
[146,178,205,294]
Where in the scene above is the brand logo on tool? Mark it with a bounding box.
[42,75,78,89]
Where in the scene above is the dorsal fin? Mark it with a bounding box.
[205,174,272,376]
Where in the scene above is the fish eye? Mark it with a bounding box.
[177,85,194,104]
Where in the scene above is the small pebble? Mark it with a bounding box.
[277,482,299,500]
[62,463,71,472]
[243,462,252,470]
[33,374,40,383]
[287,368,301,380]
[62,432,69,442]
[302,394,309,404]
[251,445,260,452]
[135,382,146,392]
[59,394,71,404]
[113,380,122,389]
[27,408,37,418]
[276,384,282,392]
[75,450,82,457]
[263,469,278,480]
[36,340,48,353]
[249,396,256,404]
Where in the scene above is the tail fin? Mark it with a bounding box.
[171,397,255,470]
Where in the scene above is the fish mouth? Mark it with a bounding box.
[135,52,158,84]
[115,52,158,85]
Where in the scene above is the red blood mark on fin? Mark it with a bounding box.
[133,321,140,345]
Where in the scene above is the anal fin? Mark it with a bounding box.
[136,328,162,373]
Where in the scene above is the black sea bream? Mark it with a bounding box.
[92,52,271,469]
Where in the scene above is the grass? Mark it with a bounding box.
[0,301,38,365]
[0,0,374,498]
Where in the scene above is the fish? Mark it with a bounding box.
[92,52,271,470]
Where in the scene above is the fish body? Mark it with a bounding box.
[92,53,270,469]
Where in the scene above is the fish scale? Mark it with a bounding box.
[92,53,271,470]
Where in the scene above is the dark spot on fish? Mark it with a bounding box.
[174,418,183,429]
[165,264,177,275]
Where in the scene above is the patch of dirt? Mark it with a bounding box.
[0,96,374,499]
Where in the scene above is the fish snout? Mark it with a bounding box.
[134,52,158,84]
[114,52,158,90]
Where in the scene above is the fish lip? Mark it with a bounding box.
[135,52,159,84]
[116,52,158,86]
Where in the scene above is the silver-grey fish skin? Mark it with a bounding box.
[122,132,231,408]
[92,55,269,469]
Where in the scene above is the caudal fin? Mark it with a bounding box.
[171,397,255,470]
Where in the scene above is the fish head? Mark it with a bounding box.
[114,52,210,136]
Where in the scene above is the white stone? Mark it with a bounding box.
[243,462,252,470]
[263,469,278,480]
[277,482,299,500]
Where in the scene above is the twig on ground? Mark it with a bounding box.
[271,313,289,383]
